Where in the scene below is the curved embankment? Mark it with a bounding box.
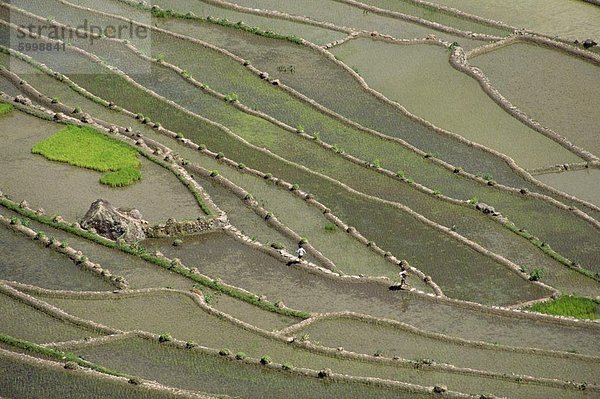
[0,214,128,289]
[4,283,598,398]
[12,1,600,282]
[0,29,592,304]
[71,0,600,226]
[0,65,440,294]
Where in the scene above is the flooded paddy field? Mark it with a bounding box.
[0,291,101,344]
[422,0,600,42]
[0,214,114,291]
[0,108,201,224]
[1,0,599,397]
[471,42,600,158]
[294,316,600,383]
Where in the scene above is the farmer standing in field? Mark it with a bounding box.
[296,245,306,261]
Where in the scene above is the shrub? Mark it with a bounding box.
[396,170,405,178]
[264,173,273,179]
[238,163,246,169]
[312,132,321,141]
[271,242,285,250]
[296,124,305,133]
[282,362,293,370]
[158,333,172,343]
[372,159,381,168]
[175,132,185,139]
[467,197,479,205]
[35,231,46,240]
[528,268,545,281]
[235,352,247,360]
[156,53,165,63]
[21,218,31,227]
[432,190,441,196]
[224,93,239,103]
[290,184,299,191]
[260,355,272,365]
[185,342,197,349]
[265,212,273,220]
[73,106,82,114]
[9,216,19,225]
[216,152,225,159]
[210,170,220,177]
[51,97,59,104]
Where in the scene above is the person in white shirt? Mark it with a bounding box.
[296,246,306,260]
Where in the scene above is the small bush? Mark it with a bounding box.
[529,268,545,281]
[210,170,220,177]
[260,355,272,365]
[396,170,405,178]
[282,362,293,370]
[296,124,305,133]
[185,342,197,349]
[9,216,19,225]
[51,97,59,104]
[238,163,246,169]
[264,173,273,179]
[468,197,479,205]
[224,93,239,103]
[235,352,247,360]
[158,333,172,343]
[271,242,285,250]
[290,184,299,191]
[35,231,46,240]
[216,152,225,159]
[175,132,185,139]
[372,159,381,168]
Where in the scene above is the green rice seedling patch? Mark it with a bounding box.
[472,42,600,157]
[0,220,114,291]
[528,296,599,320]
[0,347,190,399]
[295,317,600,383]
[136,232,600,355]
[421,0,600,42]
[0,107,201,223]
[31,125,142,188]
[71,336,433,399]
[353,0,512,37]
[0,101,13,116]
[0,292,102,344]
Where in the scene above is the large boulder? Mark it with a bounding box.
[80,199,146,243]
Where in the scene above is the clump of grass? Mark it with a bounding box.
[0,102,14,116]
[372,159,381,168]
[31,125,142,187]
[224,93,239,103]
[296,124,305,133]
[528,296,599,320]
[324,223,337,232]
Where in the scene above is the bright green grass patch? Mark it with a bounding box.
[528,296,599,320]
[0,102,14,116]
[31,125,142,187]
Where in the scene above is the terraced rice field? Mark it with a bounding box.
[0,0,598,398]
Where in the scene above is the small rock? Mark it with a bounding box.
[19,200,29,208]
[14,95,32,106]
[53,113,66,121]
[259,72,269,80]
[36,208,46,215]
[271,79,280,86]
[583,39,597,49]
[80,113,94,123]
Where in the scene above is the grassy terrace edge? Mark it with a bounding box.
[0,196,310,320]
